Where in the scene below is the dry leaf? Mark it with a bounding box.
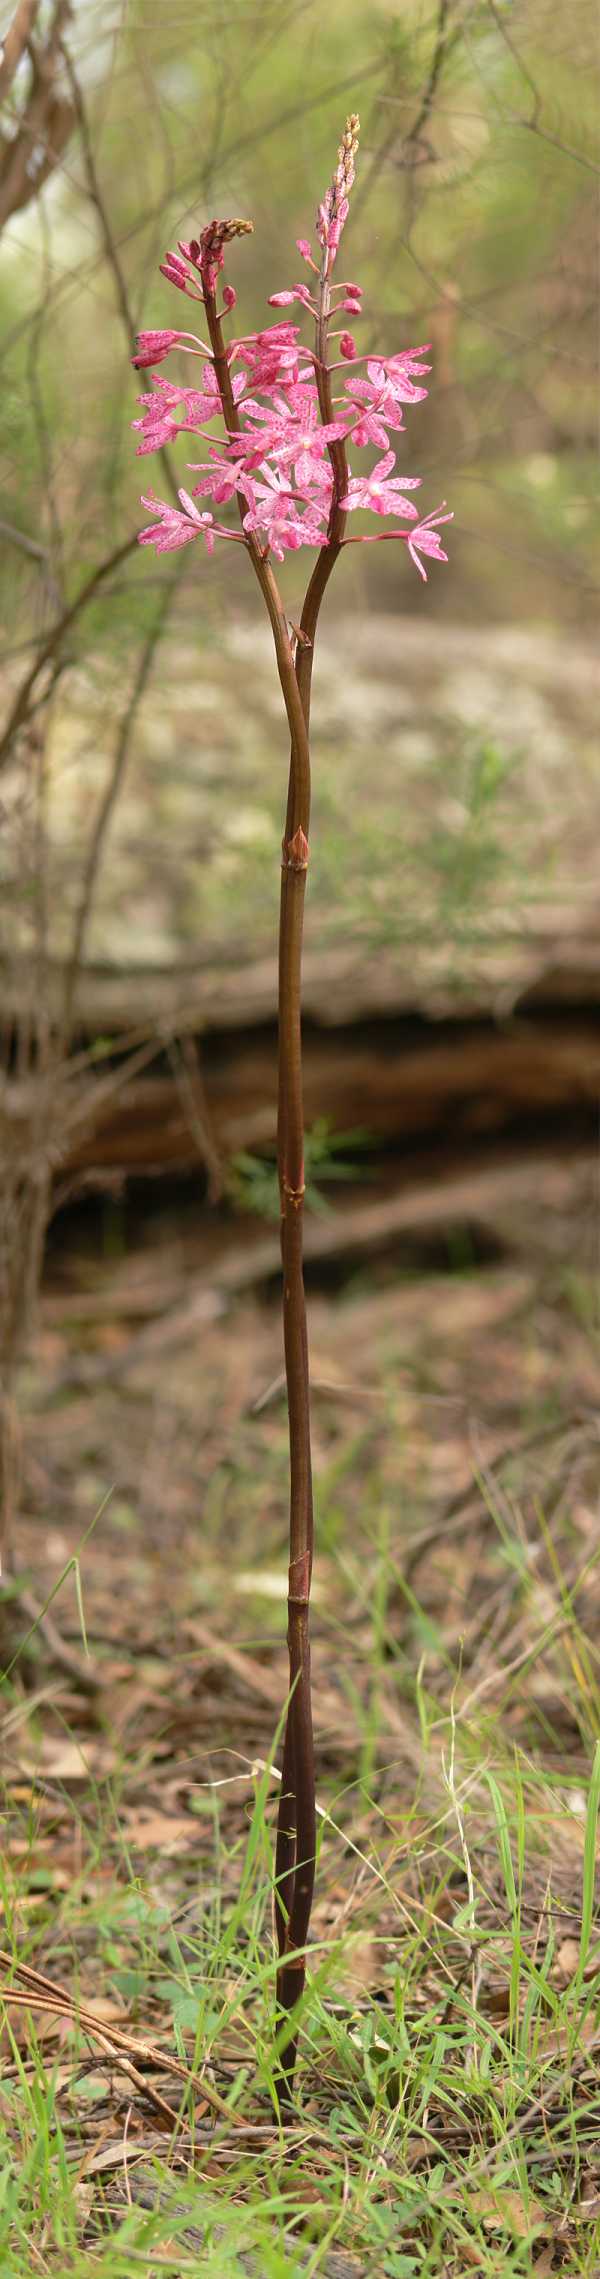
[334,1937,378,1995]
[72,2180,94,2232]
[554,1937,580,1981]
[469,2185,548,2239]
[125,1806,195,1853]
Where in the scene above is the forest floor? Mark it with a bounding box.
[1,1142,599,2276]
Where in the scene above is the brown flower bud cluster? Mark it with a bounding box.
[317,114,360,259]
[335,114,360,201]
[183,217,254,294]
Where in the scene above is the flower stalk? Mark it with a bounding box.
[131,113,451,2103]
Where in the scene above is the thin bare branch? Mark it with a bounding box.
[62,566,182,1035]
[0,514,48,565]
[352,0,460,228]
[0,533,138,773]
[0,0,38,97]
[0,0,74,233]
[60,35,180,508]
[60,34,131,341]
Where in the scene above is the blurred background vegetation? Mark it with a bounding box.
[1,0,597,637]
[2,0,597,946]
[0,0,598,1368]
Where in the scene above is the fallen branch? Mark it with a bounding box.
[0,1950,244,2125]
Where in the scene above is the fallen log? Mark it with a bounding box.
[3,913,600,1038]
[3,1008,599,1181]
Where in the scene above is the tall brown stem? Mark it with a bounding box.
[204,286,314,2088]
[205,233,350,2094]
[273,257,350,2093]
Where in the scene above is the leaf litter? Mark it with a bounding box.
[1,1168,600,2272]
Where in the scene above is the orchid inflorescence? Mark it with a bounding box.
[132,122,452,583]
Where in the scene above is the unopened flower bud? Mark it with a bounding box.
[222,284,237,310]
[159,253,194,294]
[316,117,360,265]
[183,217,254,295]
[339,332,356,360]
[131,329,181,368]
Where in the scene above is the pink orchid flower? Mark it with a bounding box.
[406,505,454,580]
[133,368,246,454]
[242,467,328,558]
[132,135,451,580]
[364,355,429,406]
[138,489,218,553]
[341,452,421,517]
[188,451,256,508]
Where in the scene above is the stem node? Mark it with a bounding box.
[282,825,309,870]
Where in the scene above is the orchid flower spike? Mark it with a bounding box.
[132,112,451,581]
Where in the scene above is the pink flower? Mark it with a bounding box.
[299,454,334,501]
[138,489,218,554]
[342,358,429,450]
[256,386,349,487]
[341,452,421,518]
[232,324,306,391]
[132,367,245,455]
[132,330,183,369]
[224,393,303,470]
[257,323,299,347]
[406,505,453,580]
[133,126,450,585]
[243,467,328,559]
[223,384,330,479]
[268,286,315,311]
[384,345,432,379]
[132,378,184,453]
[367,354,429,406]
[342,384,394,451]
[189,449,255,508]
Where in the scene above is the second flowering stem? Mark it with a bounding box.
[201,278,316,2091]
